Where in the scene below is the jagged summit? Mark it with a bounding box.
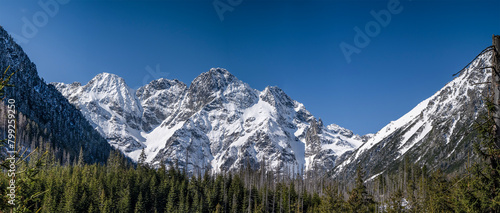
[261,86,295,109]
[83,72,129,92]
[208,67,232,75]
[3,20,494,180]
[136,78,185,100]
[327,124,355,138]
[91,72,124,81]
[188,67,239,95]
[53,68,364,175]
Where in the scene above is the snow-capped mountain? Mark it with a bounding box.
[2,21,493,178]
[52,68,366,175]
[53,73,145,152]
[334,49,493,179]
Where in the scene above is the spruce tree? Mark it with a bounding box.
[456,96,500,212]
[134,192,146,213]
[138,148,147,168]
[167,181,179,213]
[347,165,375,213]
[118,186,131,213]
[319,184,344,213]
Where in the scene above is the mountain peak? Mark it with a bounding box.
[52,65,364,175]
[186,68,239,100]
[90,72,125,84]
[208,67,230,75]
[83,72,131,93]
[190,67,237,89]
[261,86,295,109]
[140,78,185,91]
[326,124,354,138]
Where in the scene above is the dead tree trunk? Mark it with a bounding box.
[493,35,500,147]
[490,35,500,204]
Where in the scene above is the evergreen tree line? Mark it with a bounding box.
[0,148,337,213]
[1,98,500,213]
[1,67,500,212]
[1,143,499,213]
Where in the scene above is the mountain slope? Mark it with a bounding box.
[0,26,112,163]
[334,49,493,179]
[52,68,366,175]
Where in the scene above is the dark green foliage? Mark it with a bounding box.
[5,144,500,213]
[452,97,500,212]
[319,184,345,213]
[1,85,499,213]
[6,144,498,213]
[0,146,353,213]
[347,165,375,213]
[137,148,147,168]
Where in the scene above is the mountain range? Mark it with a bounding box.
[52,45,493,178]
[51,68,368,175]
[0,24,493,179]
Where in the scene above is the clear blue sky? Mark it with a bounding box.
[0,0,498,135]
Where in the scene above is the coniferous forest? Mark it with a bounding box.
[1,98,500,213]
[1,140,500,213]
[1,48,500,212]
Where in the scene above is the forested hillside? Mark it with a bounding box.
[1,142,499,213]
[0,27,112,164]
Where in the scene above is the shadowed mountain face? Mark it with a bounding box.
[0,26,112,164]
[52,68,366,175]
[334,50,493,180]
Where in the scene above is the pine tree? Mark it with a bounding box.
[118,186,131,213]
[167,181,179,213]
[427,170,453,213]
[40,190,57,213]
[138,148,147,168]
[134,192,146,213]
[319,184,344,213]
[347,165,375,213]
[456,96,500,212]
[62,184,77,213]
[215,203,223,213]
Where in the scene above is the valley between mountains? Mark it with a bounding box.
[2,23,499,212]
[51,48,492,179]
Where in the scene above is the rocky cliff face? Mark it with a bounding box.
[334,49,493,180]
[52,68,366,175]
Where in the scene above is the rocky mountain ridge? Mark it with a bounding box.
[334,48,493,180]
[52,68,367,175]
